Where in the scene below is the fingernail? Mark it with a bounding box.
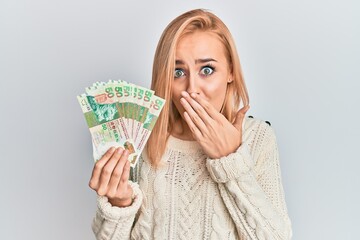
[117,147,123,153]
[181,91,188,97]
[190,93,197,98]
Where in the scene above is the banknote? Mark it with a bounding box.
[77,93,136,163]
[135,95,165,152]
[77,80,165,168]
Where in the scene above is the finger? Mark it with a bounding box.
[107,150,129,198]
[183,111,203,139]
[97,147,124,195]
[180,96,208,135]
[233,105,250,131]
[189,92,221,121]
[181,91,215,128]
[120,159,130,183]
[115,151,131,197]
[120,161,133,199]
[89,147,116,190]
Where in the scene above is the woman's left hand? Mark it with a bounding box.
[180,91,250,159]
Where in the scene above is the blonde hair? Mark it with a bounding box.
[146,9,249,167]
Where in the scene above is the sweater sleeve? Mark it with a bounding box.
[91,181,143,240]
[206,122,293,240]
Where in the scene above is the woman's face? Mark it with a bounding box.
[172,31,233,120]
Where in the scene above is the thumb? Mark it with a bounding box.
[233,105,250,131]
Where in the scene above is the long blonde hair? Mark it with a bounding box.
[146,9,249,167]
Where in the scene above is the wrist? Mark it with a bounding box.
[214,141,242,159]
[108,197,133,207]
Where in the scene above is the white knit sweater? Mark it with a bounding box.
[91,117,293,240]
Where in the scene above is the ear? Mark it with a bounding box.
[227,62,234,83]
[227,72,234,83]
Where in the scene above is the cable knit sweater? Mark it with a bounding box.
[91,117,293,239]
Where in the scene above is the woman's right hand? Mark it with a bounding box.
[89,147,133,207]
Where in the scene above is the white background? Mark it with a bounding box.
[1,0,359,239]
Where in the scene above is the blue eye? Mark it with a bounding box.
[200,66,214,76]
[174,69,185,78]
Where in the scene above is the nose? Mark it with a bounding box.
[186,72,200,94]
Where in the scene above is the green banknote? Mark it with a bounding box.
[77,93,136,162]
[77,80,165,168]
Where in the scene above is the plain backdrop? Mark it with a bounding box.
[1,0,359,239]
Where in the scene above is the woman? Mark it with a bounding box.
[89,9,293,240]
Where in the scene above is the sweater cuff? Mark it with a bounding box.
[206,143,254,183]
[96,181,143,222]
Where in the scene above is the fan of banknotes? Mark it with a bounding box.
[77,80,165,168]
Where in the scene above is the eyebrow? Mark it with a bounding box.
[175,58,217,65]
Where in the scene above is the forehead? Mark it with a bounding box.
[175,31,227,61]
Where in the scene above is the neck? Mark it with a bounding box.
[171,118,195,141]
